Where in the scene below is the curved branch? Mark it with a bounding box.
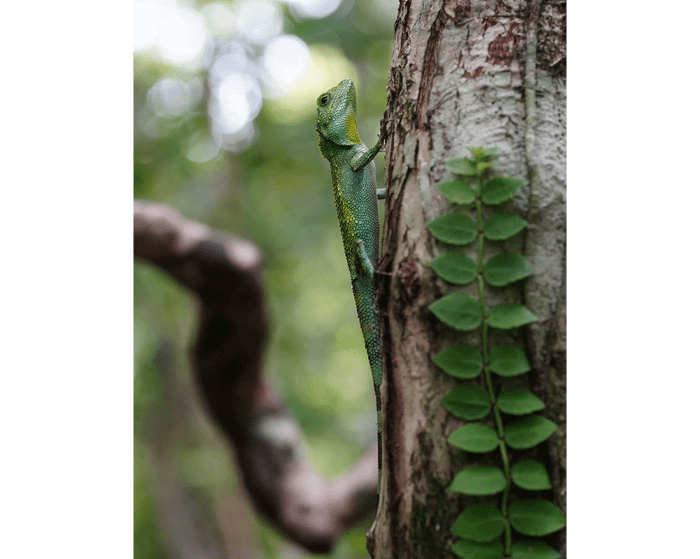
[134,200,378,553]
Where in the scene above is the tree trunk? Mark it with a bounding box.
[369,0,565,557]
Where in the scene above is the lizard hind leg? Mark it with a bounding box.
[354,239,375,278]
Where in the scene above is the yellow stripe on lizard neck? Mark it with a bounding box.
[345,113,362,144]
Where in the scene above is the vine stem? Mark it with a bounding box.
[475,167,512,554]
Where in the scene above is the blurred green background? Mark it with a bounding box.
[134,0,396,557]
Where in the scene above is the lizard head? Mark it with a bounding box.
[316,78,361,146]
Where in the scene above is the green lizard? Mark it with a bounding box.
[316,78,386,482]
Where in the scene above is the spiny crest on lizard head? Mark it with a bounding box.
[316,78,362,146]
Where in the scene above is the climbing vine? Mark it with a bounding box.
[426,148,565,559]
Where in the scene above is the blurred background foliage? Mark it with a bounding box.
[134,0,396,557]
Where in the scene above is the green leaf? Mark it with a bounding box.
[432,345,482,379]
[450,466,506,495]
[448,423,499,453]
[511,540,561,559]
[488,304,538,329]
[511,461,552,490]
[430,253,477,285]
[426,213,478,245]
[509,500,565,537]
[484,253,533,287]
[442,385,490,420]
[437,180,477,204]
[484,213,528,240]
[497,389,544,415]
[451,502,505,542]
[429,293,482,331]
[482,177,524,204]
[489,345,530,377]
[476,161,494,175]
[452,539,504,559]
[468,147,499,160]
[505,416,558,449]
[446,157,477,176]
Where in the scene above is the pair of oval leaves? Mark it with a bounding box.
[445,407,557,449]
[428,211,527,246]
[432,344,530,380]
[451,499,565,541]
[429,294,538,331]
[431,251,533,287]
[449,460,552,496]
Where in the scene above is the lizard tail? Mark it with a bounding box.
[372,372,382,483]
[352,282,383,482]
[361,327,382,481]
[366,333,383,484]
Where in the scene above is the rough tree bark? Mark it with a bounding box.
[369,0,565,557]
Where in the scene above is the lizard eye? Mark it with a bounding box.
[320,94,330,105]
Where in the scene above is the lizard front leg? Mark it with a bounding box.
[350,131,385,172]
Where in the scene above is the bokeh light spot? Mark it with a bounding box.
[158,7,210,69]
[216,73,262,134]
[261,35,311,99]
[286,0,343,19]
[234,0,283,46]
